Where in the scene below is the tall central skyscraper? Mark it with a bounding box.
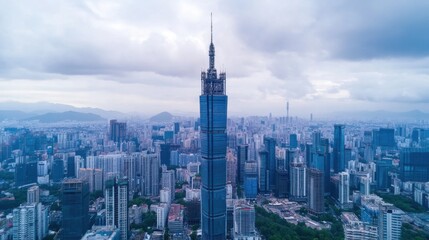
[200,15,227,240]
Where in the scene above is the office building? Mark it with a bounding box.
[61,178,89,240]
[105,177,129,240]
[232,202,260,240]
[289,162,307,202]
[399,148,429,182]
[244,161,258,199]
[375,158,393,190]
[258,150,269,192]
[263,136,276,190]
[51,158,64,183]
[160,143,171,166]
[237,145,248,184]
[275,169,288,198]
[334,124,345,173]
[200,17,227,240]
[140,152,160,196]
[289,134,298,149]
[307,168,324,214]
[109,120,127,143]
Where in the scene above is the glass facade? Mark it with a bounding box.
[334,124,345,173]
[400,148,429,182]
[200,19,228,239]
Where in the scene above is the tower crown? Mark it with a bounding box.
[201,13,226,95]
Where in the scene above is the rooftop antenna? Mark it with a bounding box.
[211,12,213,44]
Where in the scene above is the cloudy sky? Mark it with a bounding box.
[1,1,429,117]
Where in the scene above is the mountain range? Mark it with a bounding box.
[0,101,123,119]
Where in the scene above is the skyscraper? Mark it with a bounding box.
[333,124,345,173]
[200,15,227,240]
[263,136,276,190]
[109,119,127,143]
[61,178,89,240]
[106,177,129,240]
[237,144,248,184]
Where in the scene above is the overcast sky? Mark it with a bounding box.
[1,1,429,117]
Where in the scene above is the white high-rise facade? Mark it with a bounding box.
[105,178,129,240]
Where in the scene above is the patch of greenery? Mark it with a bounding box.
[255,206,343,240]
[377,193,427,213]
[175,191,185,200]
[90,190,104,201]
[401,223,429,240]
[129,197,152,207]
[0,170,14,181]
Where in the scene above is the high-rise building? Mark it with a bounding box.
[334,124,345,173]
[258,150,269,192]
[375,158,393,190]
[275,169,289,198]
[109,120,127,143]
[161,165,175,200]
[378,204,403,240]
[13,202,48,240]
[339,171,351,208]
[61,178,89,240]
[307,168,324,214]
[140,152,160,196]
[289,162,307,202]
[237,145,249,184]
[13,204,36,240]
[174,122,180,134]
[79,168,103,193]
[400,148,429,182]
[27,186,40,204]
[160,143,171,166]
[232,202,260,240]
[244,161,258,200]
[289,134,298,149]
[263,137,276,190]
[51,158,64,183]
[200,16,227,240]
[105,177,129,240]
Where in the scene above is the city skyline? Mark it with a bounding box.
[1,1,429,117]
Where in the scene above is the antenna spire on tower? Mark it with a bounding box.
[211,12,213,43]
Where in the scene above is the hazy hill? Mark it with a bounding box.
[150,111,174,122]
[0,101,124,119]
[24,111,105,123]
